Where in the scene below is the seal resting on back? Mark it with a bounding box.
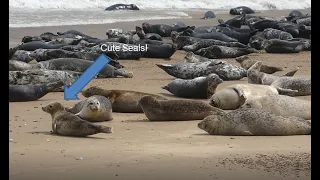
[42,102,113,137]
[240,94,311,120]
[270,76,311,96]
[209,83,279,110]
[65,95,113,122]
[9,81,64,102]
[156,60,247,80]
[198,108,311,136]
[162,74,223,99]
[138,95,225,121]
[81,86,167,113]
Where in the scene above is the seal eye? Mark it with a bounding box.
[49,105,53,108]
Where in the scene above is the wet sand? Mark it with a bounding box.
[9,9,311,180]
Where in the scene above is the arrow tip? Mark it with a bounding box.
[64,85,80,100]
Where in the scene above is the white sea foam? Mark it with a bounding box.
[10,0,311,10]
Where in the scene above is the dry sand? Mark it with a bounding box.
[9,9,311,180]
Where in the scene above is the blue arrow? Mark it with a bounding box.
[64,54,110,100]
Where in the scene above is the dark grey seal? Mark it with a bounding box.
[36,58,133,78]
[201,11,216,19]
[156,60,247,80]
[262,39,306,53]
[229,6,255,15]
[142,22,177,37]
[182,29,238,42]
[138,42,177,59]
[135,26,162,41]
[289,10,304,18]
[17,41,65,51]
[105,4,139,11]
[9,81,64,102]
[162,74,223,99]
[183,39,247,52]
[195,45,258,59]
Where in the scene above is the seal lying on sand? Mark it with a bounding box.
[235,55,283,74]
[9,69,81,92]
[240,94,311,120]
[209,84,279,110]
[195,45,258,59]
[182,29,238,42]
[270,76,311,96]
[17,41,65,51]
[162,74,223,99]
[81,86,167,113]
[184,52,211,63]
[42,102,113,137]
[10,50,34,63]
[105,4,139,11]
[138,95,225,121]
[9,60,33,71]
[198,108,311,136]
[247,61,299,85]
[9,81,64,102]
[201,11,216,19]
[156,60,247,80]
[182,39,247,52]
[36,58,133,78]
[135,26,162,41]
[262,39,306,53]
[65,95,113,122]
[229,6,255,15]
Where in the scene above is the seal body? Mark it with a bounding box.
[10,50,33,63]
[195,45,257,59]
[105,4,139,11]
[209,84,279,110]
[262,39,305,53]
[9,81,64,102]
[156,60,247,80]
[36,58,133,78]
[81,86,167,113]
[230,6,255,15]
[182,29,238,42]
[142,22,176,37]
[42,102,113,137]
[18,41,65,51]
[138,95,225,121]
[66,95,113,122]
[29,49,101,62]
[198,108,311,136]
[184,52,210,63]
[271,77,311,96]
[201,11,216,19]
[183,39,247,52]
[162,74,223,99]
[241,94,311,120]
[9,60,33,71]
[235,55,283,74]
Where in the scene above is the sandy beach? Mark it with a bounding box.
[9,9,311,180]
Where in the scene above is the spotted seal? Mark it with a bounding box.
[270,76,311,96]
[182,39,247,52]
[198,108,311,136]
[162,74,223,99]
[42,102,113,137]
[138,95,225,121]
[195,45,258,59]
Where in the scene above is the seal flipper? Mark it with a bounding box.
[237,130,253,136]
[231,86,247,108]
[275,87,298,96]
[282,67,299,77]
[114,69,133,78]
[161,86,169,91]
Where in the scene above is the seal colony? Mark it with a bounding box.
[10,9,310,138]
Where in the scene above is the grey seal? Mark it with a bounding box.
[156,60,247,80]
[135,26,162,41]
[198,108,311,136]
[105,4,139,11]
[183,52,211,63]
[182,39,247,52]
[9,60,33,71]
[138,95,225,121]
[258,28,293,40]
[262,39,306,53]
[10,50,33,63]
[247,61,299,85]
[9,69,82,92]
[182,29,238,42]
[81,86,168,113]
[195,45,258,59]
[42,102,113,137]
[240,94,311,120]
[65,95,113,122]
[235,55,283,74]
[229,6,255,15]
[201,11,216,19]
[36,58,133,78]
[209,84,279,110]
[9,81,64,102]
[17,41,65,51]
[270,76,311,96]
[162,74,223,99]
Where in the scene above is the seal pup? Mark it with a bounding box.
[198,108,311,136]
[209,84,279,110]
[105,4,139,11]
[9,60,33,71]
[156,60,247,80]
[201,11,216,19]
[184,52,210,63]
[9,81,64,102]
[162,74,223,99]
[240,94,311,120]
[65,95,113,122]
[247,61,299,85]
[138,95,225,121]
[235,55,283,74]
[270,76,311,96]
[36,58,133,78]
[81,86,168,113]
[229,6,255,15]
[42,102,113,137]
[195,45,258,59]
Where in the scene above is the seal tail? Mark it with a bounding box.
[283,67,299,77]
[96,125,113,134]
[161,85,169,91]
[156,64,173,69]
